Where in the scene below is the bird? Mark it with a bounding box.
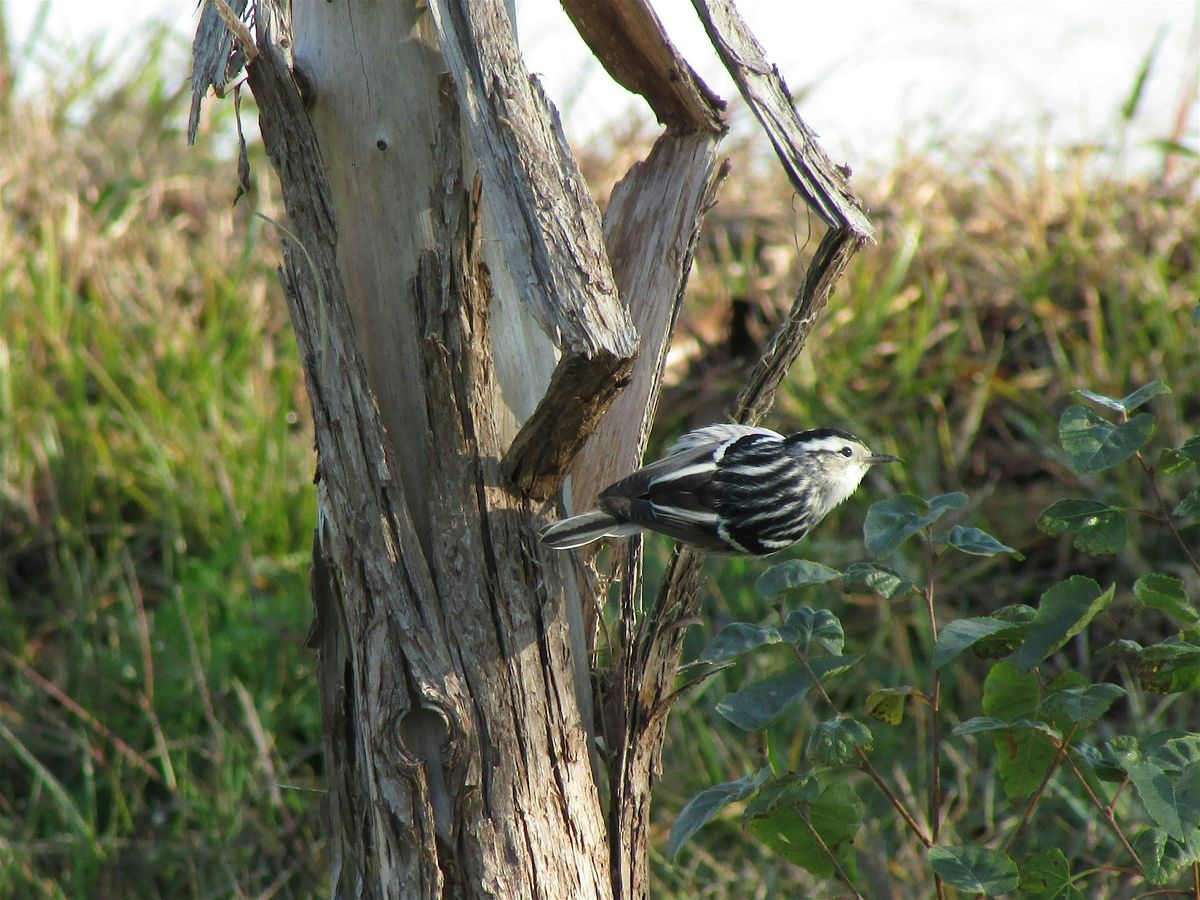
[539,424,899,556]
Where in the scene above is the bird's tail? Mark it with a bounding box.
[538,510,642,550]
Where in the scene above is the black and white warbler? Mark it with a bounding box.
[539,424,899,556]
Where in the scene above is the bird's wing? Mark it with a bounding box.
[601,427,784,510]
[598,440,720,517]
[599,429,786,553]
[665,423,780,457]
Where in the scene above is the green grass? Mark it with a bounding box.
[2,19,1198,900]
[0,28,322,898]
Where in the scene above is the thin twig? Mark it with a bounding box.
[1062,747,1142,869]
[794,651,933,848]
[1107,776,1131,817]
[1136,451,1200,576]
[800,810,865,900]
[921,558,946,900]
[922,584,942,842]
[1004,722,1079,853]
[856,755,934,849]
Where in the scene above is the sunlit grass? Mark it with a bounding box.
[1,27,321,899]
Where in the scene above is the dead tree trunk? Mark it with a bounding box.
[189,0,872,896]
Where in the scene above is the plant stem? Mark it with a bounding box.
[1135,450,1200,577]
[1004,723,1078,853]
[922,558,946,900]
[1107,776,1130,817]
[924,584,943,845]
[1063,748,1142,869]
[800,810,865,900]
[795,653,933,848]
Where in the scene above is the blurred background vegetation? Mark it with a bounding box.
[1,8,1196,898]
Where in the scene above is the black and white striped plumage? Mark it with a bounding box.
[539,424,899,556]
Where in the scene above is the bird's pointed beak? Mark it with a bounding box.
[868,454,901,465]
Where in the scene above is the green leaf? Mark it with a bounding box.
[863,495,926,555]
[1042,683,1125,726]
[1074,741,1128,783]
[1178,436,1200,461]
[804,716,873,765]
[743,771,820,815]
[1160,437,1199,474]
[697,622,782,664]
[1133,827,1200,886]
[953,717,1060,740]
[1036,499,1128,555]
[1076,380,1170,414]
[928,491,970,517]
[1121,29,1163,122]
[841,562,917,600]
[928,846,1019,895]
[1058,405,1155,474]
[1107,741,1200,841]
[667,768,770,858]
[746,780,863,880]
[981,662,1057,799]
[1147,732,1200,771]
[1159,448,1195,475]
[865,686,918,726]
[973,605,1038,659]
[1174,487,1200,519]
[863,492,966,555]
[953,716,1015,736]
[933,617,1015,669]
[933,525,1023,558]
[1015,576,1115,670]
[1119,380,1171,412]
[716,656,860,731]
[1136,638,1200,693]
[1073,389,1125,412]
[780,608,845,656]
[1134,573,1199,626]
[1045,668,1088,695]
[756,560,842,599]
[1019,847,1084,899]
[1149,138,1200,160]
[983,661,1041,719]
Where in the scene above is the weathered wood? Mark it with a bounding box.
[691,0,875,240]
[188,0,248,144]
[243,29,457,895]
[286,1,448,543]
[422,0,639,500]
[569,136,727,515]
[561,0,725,133]
[732,227,866,422]
[612,229,865,884]
[242,9,611,897]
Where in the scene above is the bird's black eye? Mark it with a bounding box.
[840,446,853,458]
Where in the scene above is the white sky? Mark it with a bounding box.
[7,1,1198,168]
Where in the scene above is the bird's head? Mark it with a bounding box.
[785,428,900,510]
